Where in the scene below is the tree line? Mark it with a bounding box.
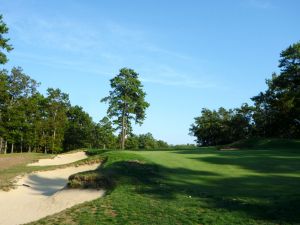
[190,41,300,146]
[0,67,119,153]
[0,14,169,153]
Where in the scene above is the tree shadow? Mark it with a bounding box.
[103,155,300,223]
[189,153,300,174]
[25,174,67,196]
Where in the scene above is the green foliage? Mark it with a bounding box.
[101,68,150,149]
[63,105,94,151]
[191,41,300,146]
[138,132,157,149]
[190,104,253,146]
[0,67,108,153]
[0,67,39,153]
[172,143,197,150]
[252,41,300,138]
[92,117,117,150]
[0,15,13,64]
[125,132,169,150]
[125,134,139,149]
[46,88,70,152]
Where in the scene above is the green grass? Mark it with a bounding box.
[225,138,300,150]
[29,147,300,225]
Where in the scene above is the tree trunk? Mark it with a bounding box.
[11,143,14,153]
[0,137,3,153]
[28,146,31,153]
[4,141,7,154]
[20,136,23,153]
[52,129,56,151]
[121,114,125,150]
[121,103,127,150]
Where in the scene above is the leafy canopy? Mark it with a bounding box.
[0,15,13,64]
[102,68,149,127]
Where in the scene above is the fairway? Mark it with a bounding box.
[133,149,300,198]
[30,148,300,225]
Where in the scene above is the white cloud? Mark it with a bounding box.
[140,65,217,89]
[141,77,216,89]
[6,12,218,89]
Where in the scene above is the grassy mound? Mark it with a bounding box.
[224,138,300,150]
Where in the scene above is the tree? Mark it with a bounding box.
[0,15,13,64]
[63,105,94,151]
[92,117,116,149]
[3,67,38,153]
[190,106,253,146]
[44,88,70,153]
[101,68,149,149]
[191,41,300,145]
[138,132,157,149]
[23,93,45,152]
[0,70,9,153]
[252,41,300,138]
[125,134,139,149]
[156,139,169,149]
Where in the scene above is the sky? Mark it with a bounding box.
[1,0,300,144]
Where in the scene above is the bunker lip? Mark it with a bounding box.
[0,152,104,225]
[27,151,88,166]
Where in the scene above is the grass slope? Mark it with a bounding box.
[29,147,300,225]
[225,138,300,150]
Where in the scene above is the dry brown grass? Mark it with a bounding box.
[0,154,42,170]
[0,153,50,191]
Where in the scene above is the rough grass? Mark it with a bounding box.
[29,146,300,225]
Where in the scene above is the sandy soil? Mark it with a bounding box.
[0,153,104,225]
[27,151,88,166]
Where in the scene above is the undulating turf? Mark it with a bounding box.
[224,137,300,150]
[29,147,300,225]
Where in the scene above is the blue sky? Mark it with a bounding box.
[1,0,300,144]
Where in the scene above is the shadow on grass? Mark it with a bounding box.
[188,152,300,174]
[102,154,300,224]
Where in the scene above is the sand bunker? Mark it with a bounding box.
[0,159,104,225]
[28,151,88,166]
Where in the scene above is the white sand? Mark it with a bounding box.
[28,151,88,166]
[0,153,104,225]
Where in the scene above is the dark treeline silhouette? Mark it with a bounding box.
[190,41,300,146]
